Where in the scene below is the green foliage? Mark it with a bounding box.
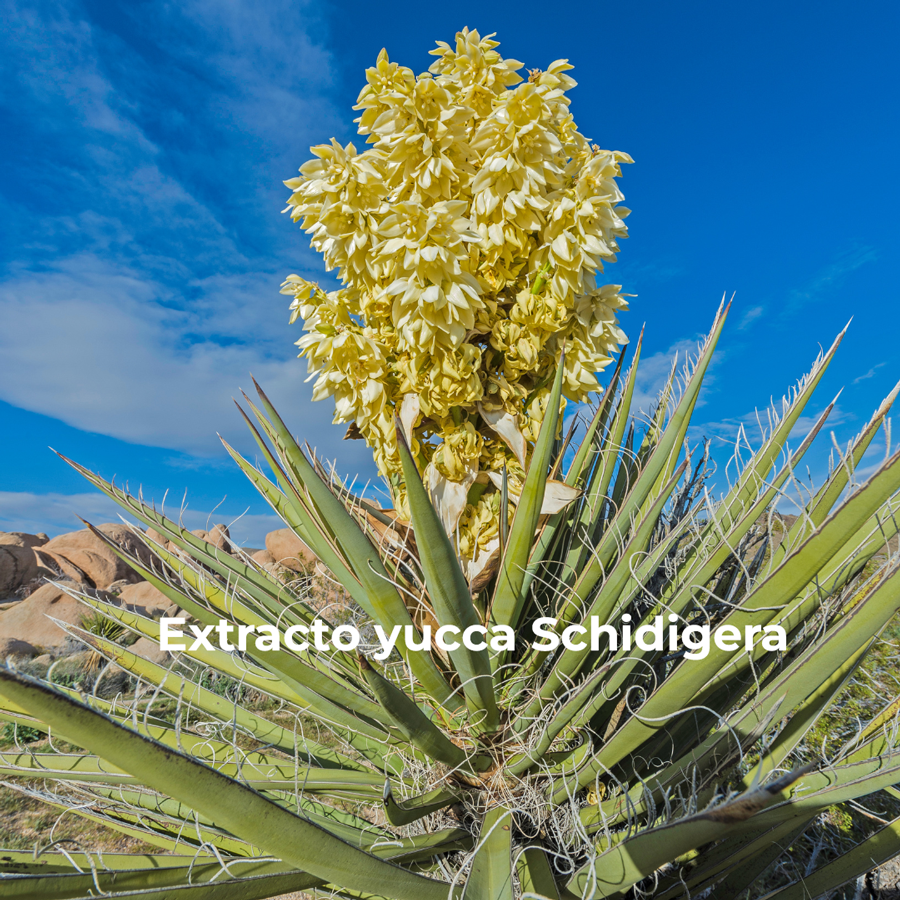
[79,608,127,643]
[1,306,900,898]
[1,722,42,745]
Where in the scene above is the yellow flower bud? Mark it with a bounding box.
[433,422,484,482]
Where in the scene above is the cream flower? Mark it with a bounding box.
[283,29,632,560]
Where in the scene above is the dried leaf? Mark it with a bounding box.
[426,462,476,537]
[478,404,527,466]
[467,539,502,594]
[400,394,420,444]
[486,473,580,515]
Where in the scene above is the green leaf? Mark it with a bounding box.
[463,807,514,900]
[382,781,463,827]
[575,447,900,787]
[568,766,816,898]
[79,630,369,771]
[358,655,471,769]
[533,455,691,708]
[754,814,900,900]
[702,819,815,899]
[565,346,627,489]
[575,329,644,531]
[246,384,458,710]
[0,671,453,900]
[688,325,847,556]
[0,850,204,873]
[77,594,392,737]
[654,816,814,900]
[773,380,898,562]
[516,845,575,900]
[396,422,498,732]
[490,353,567,634]
[553,305,730,636]
[59,456,306,629]
[0,861,319,900]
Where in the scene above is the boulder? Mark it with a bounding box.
[0,545,41,596]
[145,528,168,547]
[0,532,49,549]
[0,636,38,658]
[117,581,176,618]
[251,547,289,578]
[130,636,169,665]
[265,529,317,573]
[208,524,230,552]
[189,524,231,552]
[33,547,90,583]
[38,524,154,590]
[0,583,84,650]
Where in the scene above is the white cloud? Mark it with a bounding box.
[0,255,377,474]
[0,0,368,467]
[853,363,886,384]
[690,403,850,448]
[0,490,282,548]
[737,305,764,330]
[787,246,877,312]
[630,336,711,418]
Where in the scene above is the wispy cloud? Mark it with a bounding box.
[853,363,886,384]
[630,336,717,418]
[737,305,764,330]
[785,246,877,314]
[689,403,852,452]
[0,0,376,474]
[0,255,375,473]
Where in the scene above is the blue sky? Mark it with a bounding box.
[1,0,898,545]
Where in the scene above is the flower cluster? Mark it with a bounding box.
[282,28,631,574]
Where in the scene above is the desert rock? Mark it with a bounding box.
[38,524,154,590]
[252,548,275,566]
[145,528,168,547]
[265,529,316,572]
[0,583,84,650]
[0,636,38,658]
[0,531,56,596]
[0,532,49,549]
[129,636,169,665]
[0,545,42,596]
[117,581,176,618]
[207,524,230,551]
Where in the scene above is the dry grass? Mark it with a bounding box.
[0,779,156,855]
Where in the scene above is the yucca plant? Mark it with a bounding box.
[2,304,900,899]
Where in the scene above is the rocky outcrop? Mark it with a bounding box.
[35,524,154,590]
[0,520,339,656]
[265,528,317,572]
[0,532,52,597]
[205,524,231,552]
[116,581,176,618]
[0,583,84,650]
[252,548,275,566]
[0,532,49,549]
[0,545,42,596]
[0,636,39,658]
